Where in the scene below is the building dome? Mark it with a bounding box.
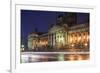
[49,24,68,33]
[28,33,38,38]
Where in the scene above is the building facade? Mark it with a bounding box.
[28,13,89,51]
[28,23,89,51]
[28,33,48,50]
[48,23,89,49]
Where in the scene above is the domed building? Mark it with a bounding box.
[28,33,38,50]
[28,13,89,52]
[48,24,68,49]
[48,22,89,50]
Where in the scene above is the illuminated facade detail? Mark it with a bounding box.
[49,23,89,49]
[48,24,69,49]
[28,23,89,51]
[21,44,25,51]
[28,33,48,50]
[27,13,89,51]
[28,33,38,50]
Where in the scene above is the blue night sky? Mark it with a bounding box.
[21,10,89,39]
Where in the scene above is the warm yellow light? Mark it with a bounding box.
[74,36,76,41]
[87,35,89,40]
[77,55,83,60]
[77,36,81,42]
[39,41,48,46]
[83,35,86,39]
[44,41,48,45]
[45,41,47,44]
[40,41,45,45]
[71,44,74,47]
[84,43,88,46]
[70,37,73,43]
[69,55,75,60]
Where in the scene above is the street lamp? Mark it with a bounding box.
[21,44,24,51]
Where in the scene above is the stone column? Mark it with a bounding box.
[51,33,53,47]
[53,33,56,47]
[50,33,53,46]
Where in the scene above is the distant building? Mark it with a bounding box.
[28,33,38,50]
[28,32,48,50]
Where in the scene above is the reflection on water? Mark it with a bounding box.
[64,54,89,61]
[21,52,89,63]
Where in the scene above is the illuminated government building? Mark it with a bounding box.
[27,13,89,51]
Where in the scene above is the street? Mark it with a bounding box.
[21,52,89,63]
